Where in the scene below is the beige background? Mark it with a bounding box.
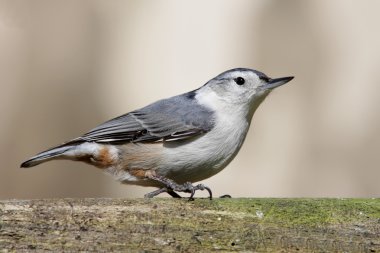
[1,0,379,199]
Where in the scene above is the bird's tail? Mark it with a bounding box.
[20,144,77,168]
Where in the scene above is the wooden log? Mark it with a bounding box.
[0,198,379,252]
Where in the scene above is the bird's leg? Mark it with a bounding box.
[144,187,168,198]
[145,174,212,200]
[143,187,182,198]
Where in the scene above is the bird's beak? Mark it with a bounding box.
[261,76,294,90]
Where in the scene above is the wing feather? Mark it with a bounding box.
[79,92,215,144]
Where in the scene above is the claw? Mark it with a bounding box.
[188,187,196,201]
[204,185,213,200]
[145,174,213,200]
[190,183,213,200]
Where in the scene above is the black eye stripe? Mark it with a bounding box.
[259,76,270,82]
[234,77,245,85]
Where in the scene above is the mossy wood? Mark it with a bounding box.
[0,198,379,252]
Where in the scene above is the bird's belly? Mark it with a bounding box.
[158,122,249,183]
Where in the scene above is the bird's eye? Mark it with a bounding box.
[234,77,245,85]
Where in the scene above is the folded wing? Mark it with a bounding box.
[80,93,215,144]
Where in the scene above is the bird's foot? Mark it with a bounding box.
[144,174,212,200]
[172,182,212,200]
[144,188,182,199]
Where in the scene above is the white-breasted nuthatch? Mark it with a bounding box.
[21,68,293,199]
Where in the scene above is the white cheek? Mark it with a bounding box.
[196,86,253,118]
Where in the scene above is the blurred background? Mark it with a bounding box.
[1,0,379,199]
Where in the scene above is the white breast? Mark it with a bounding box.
[158,87,252,183]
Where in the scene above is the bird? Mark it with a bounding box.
[21,68,293,199]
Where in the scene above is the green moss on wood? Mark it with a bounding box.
[1,198,379,252]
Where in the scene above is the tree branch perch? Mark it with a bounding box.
[1,198,379,252]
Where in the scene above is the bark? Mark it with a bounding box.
[0,198,379,252]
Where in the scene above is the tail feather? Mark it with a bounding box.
[20,145,75,168]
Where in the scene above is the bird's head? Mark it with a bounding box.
[204,68,293,106]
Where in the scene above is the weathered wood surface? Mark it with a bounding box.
[0,198,379,252]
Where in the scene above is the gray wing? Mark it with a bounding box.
[80,92,215,143]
